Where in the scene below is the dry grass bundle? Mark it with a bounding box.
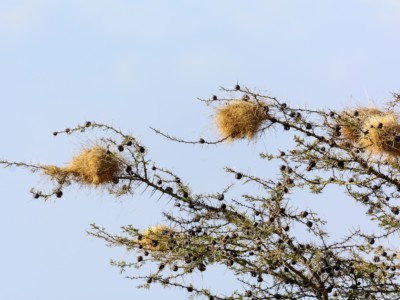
[339,108,383,142]
[43,146,123,186]
[139,225,175,251]
[358,113,400,157]
[216,100,267,141]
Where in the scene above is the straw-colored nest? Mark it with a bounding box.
[339,108,383,142]
[139,225,175,251]
[216,100,268,141]
[43,146,123,186]
[358,113,400,157]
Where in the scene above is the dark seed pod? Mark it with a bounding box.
[306,221,313,228]
[337,161,344,168]
[172,265,178,272]
[198,263,206,272]
[33,193,40,199]
[187,286,193,292]
[126,140,133,146]
[212,95,218,100]
[139,146,145,153]
[199,138,205,144]
[235,173,243,180]
[85,121,92,127]
[235,84,240,90]
[56,191,63,198]
[137,256,143,262]
[53,132,58,136]
[217,194,224,201]
[306,123,312,130]
[391,207,399,215]
[118,145,124,152]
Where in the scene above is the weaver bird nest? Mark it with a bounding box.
[43,146,124,186]
[216,100,268,141]
[138,225,176,251]
[340,108,400,158]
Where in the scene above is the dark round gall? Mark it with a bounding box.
[118,145,124,152]
[139,146,145,153]
[212,95,218,100]
[235,173,243,180]
[85,121,91,127]
[198,263,206,272]
[53,132,58,136]
[217,194,224,201]
[199,138,205,144]
[306,221,313,228]
[33,193,40,199]
[391,207,399,215]
[56,191,63,198]
[235,84,240,90]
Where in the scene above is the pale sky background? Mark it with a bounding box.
[1,1,400,299]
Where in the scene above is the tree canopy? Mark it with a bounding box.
[3,86,400,300]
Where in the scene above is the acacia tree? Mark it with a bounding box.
[2,86,400,300]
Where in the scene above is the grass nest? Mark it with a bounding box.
[216,100,268,141]
[339,107,383,142]
[43,146,124,186]
[358,113,400,157]
[139,225,175,251]
[338,107,400,158]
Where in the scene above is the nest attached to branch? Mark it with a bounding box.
[359,113,400,157]
[139,225,175,251]
[339,107,400,158]
[43,146,124,186]
[340,108,383,142]
[216,100,268,141]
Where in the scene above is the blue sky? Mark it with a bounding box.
[1,1,400,299]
